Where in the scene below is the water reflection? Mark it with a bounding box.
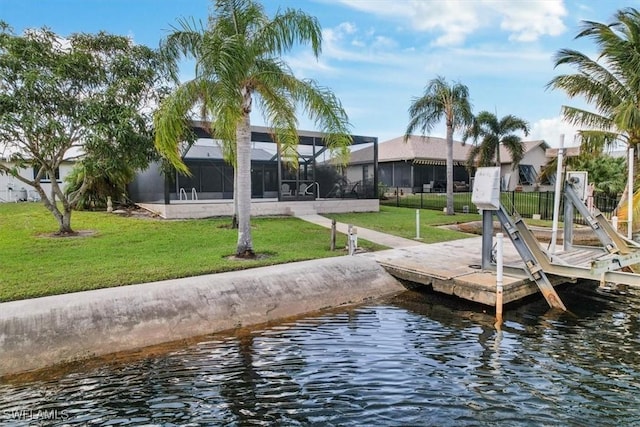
[1,281,639,426]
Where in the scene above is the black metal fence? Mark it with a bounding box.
[381,189,620,221]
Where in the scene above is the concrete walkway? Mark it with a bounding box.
[295,214,424,249]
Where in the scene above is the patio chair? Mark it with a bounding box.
[281,183,291,195]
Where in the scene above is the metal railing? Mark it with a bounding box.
[381,188,620,222]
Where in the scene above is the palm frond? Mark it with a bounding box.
[159,19,206,82]
[405,75,471,139]
[255,8,322,57]
[153,79,212,174]
[550,8,640,155]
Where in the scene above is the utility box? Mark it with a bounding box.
[567,171,588,201]
[18,187,28,202]
[472,167,501,210]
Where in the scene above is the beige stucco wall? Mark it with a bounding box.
[502,146,550,192]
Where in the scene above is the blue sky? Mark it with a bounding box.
[1,0,637,146]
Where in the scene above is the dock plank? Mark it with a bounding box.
[364,237,549,306]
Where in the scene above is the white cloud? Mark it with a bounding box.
[530,116,581,147]
[285,51,336,78]
[334,0,567,46]
[336,22,357,35]
[371,35,397,50]
[491,1,567,42]
[318,26,405,66]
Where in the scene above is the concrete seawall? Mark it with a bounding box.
[0,256,404,377]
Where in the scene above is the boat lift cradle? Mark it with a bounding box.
[483,179,640,310]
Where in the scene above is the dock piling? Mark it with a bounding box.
[495,233,504,329]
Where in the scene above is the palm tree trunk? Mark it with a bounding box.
[235,112,255,257]
[231,166,238,229]
[445,124,454,215]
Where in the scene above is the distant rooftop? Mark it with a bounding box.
[349,135,548,165]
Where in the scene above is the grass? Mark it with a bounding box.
[325,205,480,243]
[0,203,385,302]
[381,191,478,212]
[0,203,484,302]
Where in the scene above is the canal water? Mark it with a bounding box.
[1,282,639,426]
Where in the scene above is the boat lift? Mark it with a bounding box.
[473,167,640,311]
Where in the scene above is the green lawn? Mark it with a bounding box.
[325,205,480,243]
[381,190,563,219]
[0,203,483,302]
[0,203,382,302]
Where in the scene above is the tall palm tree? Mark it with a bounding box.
[154,0,352,257]
[463,111,530,171]
[405,76,472,215]
[548,7,640,228]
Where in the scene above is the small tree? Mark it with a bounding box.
[0,23,168,234]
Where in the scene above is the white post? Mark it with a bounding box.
[353,227,358,251]
[495,232,504,328]
[348,224,354,255]
[628,147,634,240]
[348,224,358,255]
[612,216,619,233]
[550,134,565,254]
[416,209,421,240]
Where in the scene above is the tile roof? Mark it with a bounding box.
[349,135,548,165]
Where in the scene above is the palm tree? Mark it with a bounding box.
[154,0,352,257]
[463,111,530,171]
[548,7,640,228]
[405,76,472,215]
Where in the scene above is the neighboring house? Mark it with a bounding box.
[347,135,471,195]
[130,122,379,203]
[499,140,551,192]
[0,158,75,202]
[346,135,551,194]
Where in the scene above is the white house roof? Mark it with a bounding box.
[184,144,274,161]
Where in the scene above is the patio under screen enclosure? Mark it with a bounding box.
[129,123,379,204]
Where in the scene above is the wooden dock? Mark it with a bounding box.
[298,191,640,309]
[364,237,573,307]
[355,180,640,308]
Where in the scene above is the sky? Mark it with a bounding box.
[1,0,637,147]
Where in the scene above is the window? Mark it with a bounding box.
[518,164,538,186]
[379,164,393,186]
[393,162,411,187]
[33,167,60,183]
